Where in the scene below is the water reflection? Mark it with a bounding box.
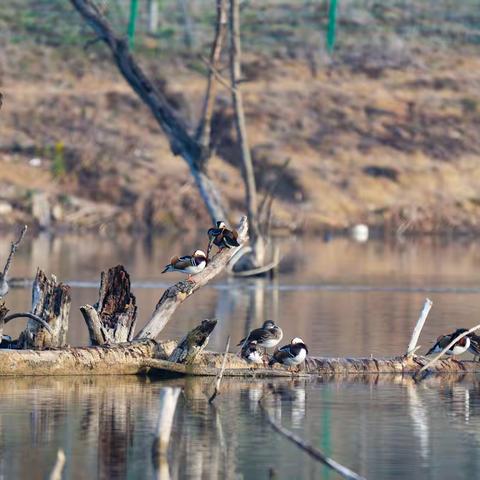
[2,375,480,479]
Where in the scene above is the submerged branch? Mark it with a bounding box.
[259,394,366,480]
[209,335,230,403]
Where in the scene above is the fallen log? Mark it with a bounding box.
[0,339,478,377]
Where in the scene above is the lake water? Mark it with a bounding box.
[1,232,480,479]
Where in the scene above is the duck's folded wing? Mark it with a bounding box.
[273,349,294,362]
[172,256,193,270]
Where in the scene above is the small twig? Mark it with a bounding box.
[2,225,27,280]
[209,335,231,403]
[4,312,53,334]
[416,323,480,377]
[200,55,236,92]
[406,298,432,357]
[48,449,66,480]
[259,395,366,480]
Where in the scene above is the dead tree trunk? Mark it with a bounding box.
[18,269,71,349]
[228,0,265,269]
[70,0,228,224]
[80,265,137,345]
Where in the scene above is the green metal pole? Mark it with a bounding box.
[326,0,337,53]
[128,0,139,48]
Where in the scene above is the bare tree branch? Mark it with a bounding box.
[0,225,27,298]
[70,0,228,223]
[229,0,264,267]
[196,0,228,149]
[2,225,27,280]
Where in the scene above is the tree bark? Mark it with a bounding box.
[18,269,71,349]
[228,0,265,268]
[80,265,137,345]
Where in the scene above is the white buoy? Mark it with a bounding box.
[350,224,369,242]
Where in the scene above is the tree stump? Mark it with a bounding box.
[80,265,137,346]
[168,319,217,364]
[18,269,71,349]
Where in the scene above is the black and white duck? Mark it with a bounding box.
[269,337,309,370]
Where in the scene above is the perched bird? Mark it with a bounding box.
[237,320,283,353]
[240,340,263,364]
[207,221,240,258]
[162,250,207,280]
[426,329,471,358]
[269,337,309,370]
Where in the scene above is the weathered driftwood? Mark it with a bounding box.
[18,269,71,349]
[143,353,480,377]
[406,298,432,357]
[168,319,217,364]
[135,216,248,340]
[80,265,137,345]
[0,340,176,376]
[0,343,478,377]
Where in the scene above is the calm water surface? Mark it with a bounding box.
[1,233,480,479]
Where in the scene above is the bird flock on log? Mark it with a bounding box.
[162,220,309,371]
